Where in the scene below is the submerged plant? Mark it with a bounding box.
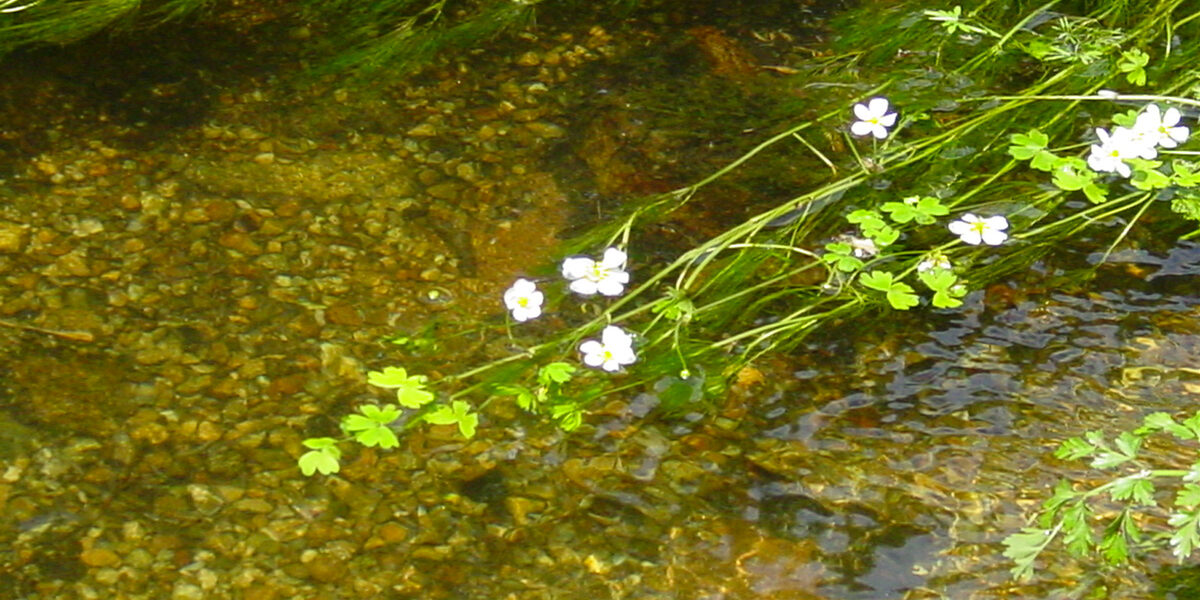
[1004,411,1200,580]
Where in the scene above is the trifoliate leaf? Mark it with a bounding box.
[886,284,920,310]
[298,448,341,476]
[367,366,419,388]
[860,270,895,292]
[1008,129,1048,160]
[355,424,399,449]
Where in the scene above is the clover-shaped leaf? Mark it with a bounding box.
[860,271,919,310]
[367,366,435,408]
[298,438,342,476]
[342,404,401,449]
[424,400,479,438]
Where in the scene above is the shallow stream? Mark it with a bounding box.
[1,1,1199,598]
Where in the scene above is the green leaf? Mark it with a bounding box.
[1092,449,1135,469]
[1112,108,1140,128]
[1185,413,1200,440]
[1039,480,1080,527]
[538,362,577,385]
[1168,507,1200,559]
[1110,475,1155,506]
[495,384,536,412]
[1172,161,1200,188]
[1099,509,1134,564]
[931,289,964,309]
[1055,436,1096,460]
[343,406,401,448]
[353,424,399,449]
[1008,129,1048,159]
[846,209,884,227]
[1082,181,1108,204]
[1062,502,1093,557]
[881,196,949,225]
[1052,161,1092,191]
[1113,430,1142,459]
[302,437,340,451]
[918,269,957,292]
[1118,49,1149,86]
[1002,527,1055,581]
[880,200,920,223]
[886,283,920,310]
[368,366,436,409]
[298,447,341,476]
[1008,129,1056,169]
[367,366,420,388]
[860,270,895,292]
[1131,161,1171,190]
[650,287,696,322]
[1177,483,1200,508]
[424,401,479,439]
[550,403,583,432]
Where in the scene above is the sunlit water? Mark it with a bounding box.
[1,2,1199,598]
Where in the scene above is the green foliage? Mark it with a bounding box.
[924,6,999,38]
[847,209,900,247]
[342,404,402,448]
[298,438,342,476]
[367,366,435,409]
[860,271,919,310]
[1007,130,1058,172]
[1118,48,1150,86]
[650,288,696,322]
[917,268,966,309]
[880,196,949,225]
[1004,411,1200,580]
[424,400,479,438]
[821,241,865,272]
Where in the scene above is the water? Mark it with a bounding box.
[1,1,1198,598]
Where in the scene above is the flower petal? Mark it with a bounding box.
[853,103,873,120]
[868,97,890,116]
[599,247,627,269]
[561,257,593,280]
[569,279,599,295]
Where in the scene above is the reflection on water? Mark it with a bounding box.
[1,2,1200,599]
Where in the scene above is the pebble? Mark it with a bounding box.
[80,547,122,568]
[0,221,29,253]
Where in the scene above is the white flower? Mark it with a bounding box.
[851,97,898,139]
[1088,126,1155,177]
[579,325,637,372]
[561,247,630,296]
[1134,103,1189,149]
[917,253,952,272]
[948,213,1008,246]
[503,278,543,322]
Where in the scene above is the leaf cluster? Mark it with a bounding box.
[1004,411,1200,581]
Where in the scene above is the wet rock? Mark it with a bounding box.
[218,231,262,255]
[79,547,121,568]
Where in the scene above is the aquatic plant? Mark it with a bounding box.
[1003,411,1200,580]
[301,1,1200,480]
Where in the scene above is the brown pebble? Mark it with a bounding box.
[0,222,28,253]
[218,232,262,256]
[80,548,121,568]
[305,556,347,583]
[204,200,237,222]
[325,303,363,326]
[378,522,409,544]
